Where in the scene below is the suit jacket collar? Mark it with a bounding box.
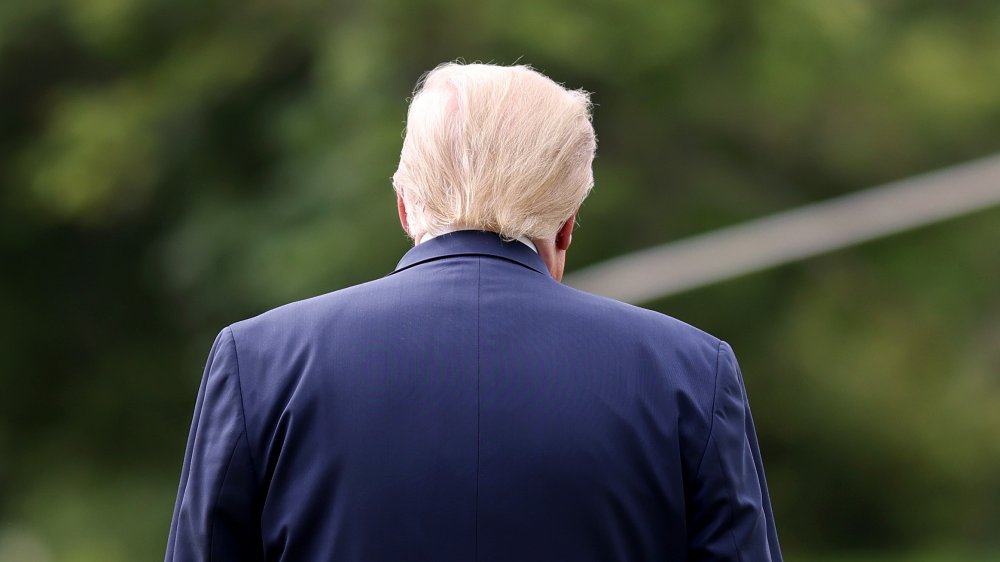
[392,230,551,278]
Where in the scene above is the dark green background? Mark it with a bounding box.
[2,0,999,559]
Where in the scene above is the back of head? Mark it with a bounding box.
[393,63,596,242]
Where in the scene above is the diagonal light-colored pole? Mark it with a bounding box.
[565,153,1000,304]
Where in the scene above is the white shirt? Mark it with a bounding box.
[419,229,538,253]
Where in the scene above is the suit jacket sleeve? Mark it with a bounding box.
[687,341,782,561]
[166,327,263,562]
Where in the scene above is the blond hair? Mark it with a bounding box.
[392,62,596,242]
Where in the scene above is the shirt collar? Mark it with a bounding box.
[419,228,538,253]
[392,230,551,278]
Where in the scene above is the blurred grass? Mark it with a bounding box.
[799,551,1000,562]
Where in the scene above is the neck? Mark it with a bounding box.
[530,237,567,281]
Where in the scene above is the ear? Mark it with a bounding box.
[555,214,576,251]
[396,193,409,234]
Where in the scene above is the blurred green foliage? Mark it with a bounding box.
[1,0,999,560]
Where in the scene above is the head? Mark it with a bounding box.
[392,62,596,280]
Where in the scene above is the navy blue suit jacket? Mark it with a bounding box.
[167,230,781,561]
